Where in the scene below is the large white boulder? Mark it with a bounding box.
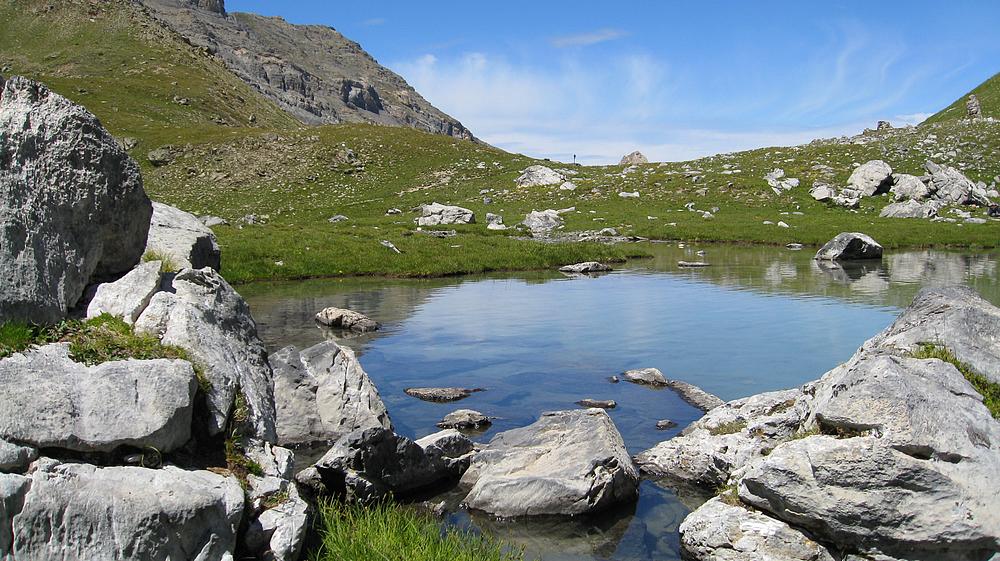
[0,344,196,454]
[461,409,639,517]
[515,165,564,187]
[86,260,163,324]
[415,203,475,226]
[145,202,222,271]
[521,209,564,233]
[847,160,893,197]
[135,267,277,441]
[269,341,392,447]
[0,76,152,323]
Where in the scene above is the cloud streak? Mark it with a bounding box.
[551,28,628,48]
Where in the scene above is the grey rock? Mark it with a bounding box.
[380,240,401,254]
[515,165,564,187]
[521,209,564,233]
[404,387,483,403]
[766,169,799,194]
[147,146,176,166]
[200,215,229,227]
[314,307,380,332]
[576,399,617,409]
[879,199,939,219]
[966,217,988,224]
[622,367,668,386]
[135,267,277,441]
[0,343,196,453]
[665,379,725,411]
[619,151,649,165]
[415,429,477,473]
[1,473,30,557]
[118,136,139,151]
[679,497,836,561]
[461,409,638,516]
[655,420,677,430]
[967,94,982,119]
[485,212,507,230]
[598,227,619,236]
[145,201,222,271]
[814,232,883,261]
[385,208,402,215]
[618,191,640,198]
[437,409,492,430]
[0,440,36,473]
[86,260,163,324]
[12,462,244,561]
[244,492,310,561]
[269,341,391,447]
[559,261,612,274]
[890,173,932,201]
[678,261,711,268]
[415,203,475,226]
[559,181,577,191]
[809,182,837,202]
[327,214,349,223]
[925,161,990,206]
[847,160,893,197]
[0,76,152,323]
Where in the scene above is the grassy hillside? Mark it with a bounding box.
[925,71,1000,123]
[3,0,999,284]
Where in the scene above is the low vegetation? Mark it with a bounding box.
[708,420,748,436]
[912,343,1000,419]
[310,500,524,561]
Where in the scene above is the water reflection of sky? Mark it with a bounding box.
[243,244,999,561]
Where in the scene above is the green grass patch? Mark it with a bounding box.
[311,500,524,561]
[143,249,180,273]
[911,343,1000,419]
[714,482,742,507]
[708,420,747,436]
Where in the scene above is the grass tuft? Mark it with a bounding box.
[143,250,181,273]
[311,500,524,561]
[911,343,1000,420]
[708,419,747,436]
[714,482,743,507]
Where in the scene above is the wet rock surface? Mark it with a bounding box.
[404,387,484,402]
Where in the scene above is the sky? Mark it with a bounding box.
[227,1,1000,165]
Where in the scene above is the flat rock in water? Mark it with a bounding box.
[665,379,725,412]
[576,399,617,409]
[9,462,244,561]
[461,409,638,516]
[270,341,391,447]
[145,202,221,271]
[655,420,677,430]
[0,76,152,323]
[437,409,492,430]
[405,387,484,402]
[622,367,668,386]
[314,307,380,333]
[0,344,196,454]
[559,262,612,274]
[814,232,883,261]
[678,261,710,268]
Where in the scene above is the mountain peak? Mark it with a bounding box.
[188,0,225,14]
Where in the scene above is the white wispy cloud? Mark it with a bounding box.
[551,28,628,48]
[362,17,385,26]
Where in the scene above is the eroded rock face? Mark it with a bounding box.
[415,203,475,226]
[11,462,244,561]
[0,344,196,454]
[925,161,991,206]
[847,160,893,197]
[86,260,163,324]
[135,267,277,441]
[461,409,638,517]
[814,232,883,261]
[515,165,564,187]
[145,202,221,271]
[269,341,391,447]
[0,76,152,323]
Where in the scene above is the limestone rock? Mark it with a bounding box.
[415,429,477,473]
[86,260,163,324]
[135,267,277,441]
[967,94,982,119]
[521,209,564,233]
[814,232,883,261]
[404,387,483,402]
[619,151,649,166]
[577,399,616,409]
[515,165,564,187]
[314,307,380,333]
[0,440,36,474]
[925,161,991,206]
[0,343,196,453]
[485,212,506,230]
[622,367,668,386]
[0,473,30,557]
[145,201,222,271]
[415,203,475,226]
[847,160,893,197]
[809,182,837,202]
[461,409,639,517]
[437,409,492,430]
[879,199,939,219]
[559,262,612,274]
[244,493,309,561]
[666,379,726,411]
[269,341,391,447]
[679,497,835,561]
[0,76,152,323]
[890,173,932,201]
[12,462,244,561]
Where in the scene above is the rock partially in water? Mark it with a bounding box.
[270,341,391,447]
[415,203,475,226]
[461,409,638,517]
[10,462,244,561]
[577,399,617,409]
[655,420,677,430]
[622,367,668,386]
[145,201,222,271]
[665,379,725,412]
[86,260,163,324]
[678,261,711,268]
[437,409,492,430]
[404,387,484,403]
[559,262,612,274]
[0,76,152,323]
[0,343,197,454]
[135,267,277,441]
[516,165,564,187]
[680,497,836,561]
[314,307,380,333]
[814,232,883,261]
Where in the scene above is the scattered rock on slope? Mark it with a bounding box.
[879,199,940,219]
[0,76,152,323]
[145,202,222,271]
[925,160,992,206]
[619,151,649,166]
[515,165,564,187]
[522,209,564,233]
[846,160,893,197]
[415,203,475,226]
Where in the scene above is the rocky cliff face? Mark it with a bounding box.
[137,0,475,140]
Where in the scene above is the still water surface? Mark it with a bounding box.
[242,244,1000,561]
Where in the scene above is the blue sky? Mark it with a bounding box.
[228,1,1000,164]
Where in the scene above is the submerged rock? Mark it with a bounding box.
[814,232,883,261]
[415,203,475,226]
[461,409,638,517]
[0,76,152,323]
[576,399,617,409]
[314,307,380,333]
[270,341,391,447]
[145,202,221,271]
[404,387,483,403]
